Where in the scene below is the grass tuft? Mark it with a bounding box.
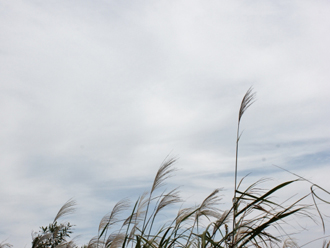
[2,88,329,248]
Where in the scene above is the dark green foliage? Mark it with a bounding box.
[32,222,74,248]
[31,199,77,248]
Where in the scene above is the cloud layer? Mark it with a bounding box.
[1,0,330,246]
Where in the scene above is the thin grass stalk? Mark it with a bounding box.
[231,179,307,247]
[165,207,198,247]
[140,194,168,241]
[235,180,298,218]
[232,87,256,248]
[124,193,150,247]
[121,198,140,248]
[300,235,330,248]
[236,192,309,248]
[157,226,174,248]
[232,118,240,248]
[150,192,167,232]
[147,188,181,239]
[273,164,330,237]
[145,193,168,240]
[184,213,198,247]
[310,184,330,233]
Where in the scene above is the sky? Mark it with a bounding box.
[1,0,330,247]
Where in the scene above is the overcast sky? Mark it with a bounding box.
[1,0,330,247]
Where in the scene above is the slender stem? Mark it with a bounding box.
[230,87,255,248]
[234,120,240,199]
[142,191,152,235]
[232,119,240,248]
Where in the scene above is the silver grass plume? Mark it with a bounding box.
[151,158,177,194]
[212,210,230,236]
[105,233,125,248]
[197,188,222,219]
[53,198,76,223]
[283,239,299,248]
[87,237,104,248]
[185,189,222,246]
[98,198,130,233]
[155,187,181,216]
[0,242,12,248]
[175,207,197,227]
[146,187,182,237]
[238,87,256,123]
